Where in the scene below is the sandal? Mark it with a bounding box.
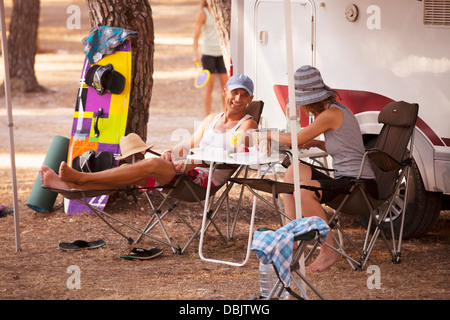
[120,247,163,260]
[58,239,106,251]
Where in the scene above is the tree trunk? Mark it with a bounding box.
[4,0,44,94]
[207,0,231,74]
[85,0,154,140]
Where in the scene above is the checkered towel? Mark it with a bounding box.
[251,216,330,287]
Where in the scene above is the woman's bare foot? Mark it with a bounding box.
[306,250,340,272]
[40,165,75,190]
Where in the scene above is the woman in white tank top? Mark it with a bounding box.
[192,0,229,115]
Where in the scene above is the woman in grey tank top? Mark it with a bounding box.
[269,65,377,272]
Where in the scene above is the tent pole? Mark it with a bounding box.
[284,0,305,285]
[283,1,302,220]
[0,0,21,252]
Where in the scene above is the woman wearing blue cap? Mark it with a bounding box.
[40,74,257,193]
[268,65,377,272]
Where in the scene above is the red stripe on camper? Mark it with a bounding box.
[273,85,445,147]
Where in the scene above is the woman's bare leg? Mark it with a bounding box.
[282,163,340,272]
[203,74,215,115]
[281,163,314,220]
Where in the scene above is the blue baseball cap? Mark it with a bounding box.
[226,74,254,96]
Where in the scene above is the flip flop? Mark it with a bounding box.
[120,247,163,260]
[58,239,106,251]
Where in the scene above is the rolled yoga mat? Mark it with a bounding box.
[26,135,70,213]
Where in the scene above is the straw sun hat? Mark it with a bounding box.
[115,133,154,160]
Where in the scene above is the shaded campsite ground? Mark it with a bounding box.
[0,0,449,300]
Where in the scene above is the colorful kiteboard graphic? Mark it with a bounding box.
[64,40,132,214]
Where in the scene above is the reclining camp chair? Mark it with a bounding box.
[230,101,419,270]
[134,100,265,254]
[46,101,264,255]
[133,162,246,254]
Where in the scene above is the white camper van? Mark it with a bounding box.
[230,0,450,237]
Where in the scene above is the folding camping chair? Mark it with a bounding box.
[323,100,419,269]
[134,163,246,254]
[47,101,265,254]
[230,101,419,270]
[251,217,330,300]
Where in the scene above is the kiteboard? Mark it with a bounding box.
[64,39,132,214]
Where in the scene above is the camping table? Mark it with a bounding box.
[187,146,327,267]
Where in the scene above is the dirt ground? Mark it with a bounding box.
[0,0,449,302]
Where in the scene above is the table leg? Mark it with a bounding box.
[199,164,261,267]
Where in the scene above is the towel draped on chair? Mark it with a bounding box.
[251,216,330,287]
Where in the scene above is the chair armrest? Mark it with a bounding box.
[147,149,162,157]
[281,149,334,173]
